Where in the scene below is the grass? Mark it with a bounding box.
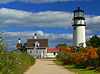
[55,60,100,74]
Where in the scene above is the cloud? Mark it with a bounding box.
[0,8,100,34]
[3,30,99,50]
[0,8,72,29]
[85,29,93,34]
[85,15,100,31]
[20,0,86,3]
[86,35,100,40]
[0,0,15,4]
[0,0,89,4]
[2,31,73,50]
[2,29,100,50]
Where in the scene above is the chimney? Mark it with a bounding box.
[18,38,21,43]
[34,34,37,39]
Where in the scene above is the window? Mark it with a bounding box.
[74,12,83,17]
[36,50,38,54]
[35,41,40,47]
[54,52,56,55]
[30,50,32,54]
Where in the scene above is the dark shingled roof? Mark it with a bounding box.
[26,39,48,47]
[16,43,23,48]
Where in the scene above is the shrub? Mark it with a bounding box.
[0,43,35,74]
[97,67,100,72]
[57,52,74,65]
[57,52,65,61]
[0,32,35,74]
[57,46,100,69]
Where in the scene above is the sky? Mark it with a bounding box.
[0,0,100,50]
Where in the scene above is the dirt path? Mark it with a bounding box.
[24,59,76,74]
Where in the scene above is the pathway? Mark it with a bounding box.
[24,59,76,74]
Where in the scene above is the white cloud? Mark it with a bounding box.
[0,0,15,4]
[3,31,73,50]
[0,8,100,33]
[0,8,72,29]
[4,30,73,40]
[1,8,100,32]
[0,0,89,4]
[20,0,84,3]
[85,29,93,34]
[85,15,100,31]
[86,35,100,40]
[2,30,100,50]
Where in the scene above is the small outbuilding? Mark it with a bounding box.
[47,49,59,58]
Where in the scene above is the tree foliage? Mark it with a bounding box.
[55,44,67,49]
[61,47,72,52]
[86,35,100,48]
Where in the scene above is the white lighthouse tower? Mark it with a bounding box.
[72,7,86,48]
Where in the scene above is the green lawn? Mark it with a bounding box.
[55,61,100,74]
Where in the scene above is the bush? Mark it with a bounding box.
[0,44,35,74]
[57,46,100,69]
[57,52,74,65]
[97,67,100,72]
[0,32,35,74]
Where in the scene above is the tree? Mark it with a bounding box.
[55,44,67,49]
[86,35,100,48]
[55,44,67,52]
[61,46,72,52]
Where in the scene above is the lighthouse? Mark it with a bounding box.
[72,7,86,48]
[18,38,21,43]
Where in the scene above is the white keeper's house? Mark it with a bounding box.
[16,34,59,58]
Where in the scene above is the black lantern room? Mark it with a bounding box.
[72,7,86,26]
[73,7,85,20]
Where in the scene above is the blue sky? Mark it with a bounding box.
[0,0,100,15]
[0,0,100,50]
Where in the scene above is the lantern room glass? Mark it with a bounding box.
[74,12,84,17]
